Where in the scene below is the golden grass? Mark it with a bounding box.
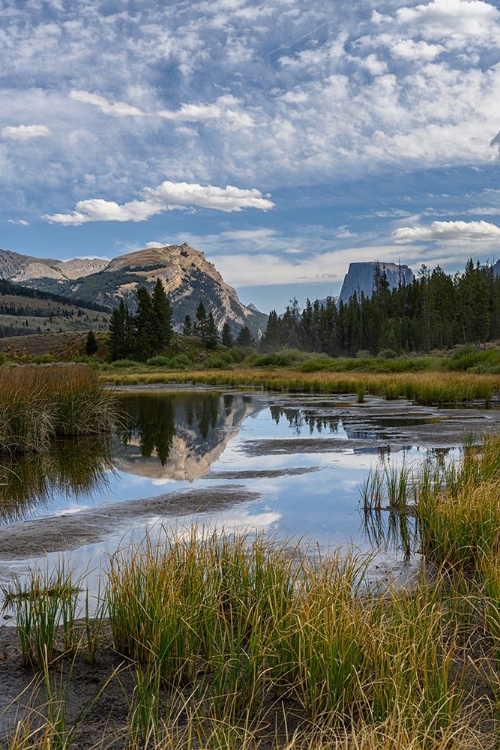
[101,368,500,405]
[0,364,118,453]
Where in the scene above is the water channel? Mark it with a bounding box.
[1,387,500,601]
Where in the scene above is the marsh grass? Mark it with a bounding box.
[0,364,118,454]
[102,367,498,406]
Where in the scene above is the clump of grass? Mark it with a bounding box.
[104,528,474,743]
[361,463,413,511]
[2,563,81,668]
[416,435,500,570]
[0,364,118,453]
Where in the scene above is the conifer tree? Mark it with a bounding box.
[133,286,156,361]
[151,278,173,350]
[108,299,133,360]
[236,325,255,348]
[221,320,234,347]
[205,311,219,349]
[85,329,98,356]
[194,301,207,344]
[183,314,193,337]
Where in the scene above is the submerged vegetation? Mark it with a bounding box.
[0,364,117,454]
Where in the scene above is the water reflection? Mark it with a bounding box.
[0,436,113,524]
[113,392,262,481]
[361,509,419,563]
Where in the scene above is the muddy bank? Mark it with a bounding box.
[0,487,257,560]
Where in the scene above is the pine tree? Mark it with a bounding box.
[194,301,207,344]
[108,299,133,360]
[133,286,156,361]
[151,278,173,351]
[221,321,234,348]
[85,329,98,356]
[205,312,219,349]
[236,325,255,348]
[183,314,193,337]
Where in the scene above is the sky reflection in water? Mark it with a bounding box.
[0,391,463,593]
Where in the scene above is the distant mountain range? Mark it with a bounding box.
[0,244,268,337]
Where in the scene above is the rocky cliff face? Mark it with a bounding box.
[0,244,267,337]
[339,262,413,304]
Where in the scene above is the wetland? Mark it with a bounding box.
[2,384,500,748]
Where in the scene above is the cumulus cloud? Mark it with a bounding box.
[2,125,52,140]
[391,39,445,60]
[44,181,275,225]
[393,220,500,243]
[7,219,29,225]
[69,90,144,117]
[394,0,500,47]
[158,96,253,127]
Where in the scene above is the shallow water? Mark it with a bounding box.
[1,388,499,600]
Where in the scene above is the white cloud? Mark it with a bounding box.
[158,95,253,127]
[7,219,29,226]
[2,125,52,140]
[394,0,500,48]
[391,39,444,61]
[44,181,275,225]
[69,90,144,117]
[393,220,500,243]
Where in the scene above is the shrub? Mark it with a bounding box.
[111,359,141,368]
[377,348,398,359]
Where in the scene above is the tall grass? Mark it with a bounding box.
[104,529,476,744]
[101,367,499,406]
[0,364,118,453]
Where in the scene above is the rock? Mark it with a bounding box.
[339,262,413,304]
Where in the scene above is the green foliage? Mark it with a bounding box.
[110,358,141,368]
[145,353,193,369]
[108,282,173,362]
[236,325,255,348]
[221,320,234,347]
[259,259,500,357]
[85,330,98,356]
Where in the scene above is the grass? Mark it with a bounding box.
[2,530,499,748]
[101,367,499,406]
[0,364,118,453]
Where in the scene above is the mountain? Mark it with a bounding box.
[0,244,267,337]
[339,262,413,304]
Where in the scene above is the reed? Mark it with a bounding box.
[0,364,118,454]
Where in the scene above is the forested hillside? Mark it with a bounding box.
[260,260,500,356]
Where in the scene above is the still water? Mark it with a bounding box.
[1,388,490,591]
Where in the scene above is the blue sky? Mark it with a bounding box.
[2,0,500,312]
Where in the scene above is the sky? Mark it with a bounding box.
[1,0,500,313]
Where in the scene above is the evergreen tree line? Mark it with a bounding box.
[108,282,257,361]
[260,260,500,356]
[108,279,173,361]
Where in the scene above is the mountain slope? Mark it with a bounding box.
[0,244,267,337]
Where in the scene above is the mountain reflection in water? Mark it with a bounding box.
[113,392,263,481]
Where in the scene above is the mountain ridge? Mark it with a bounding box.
[0,244,268,337]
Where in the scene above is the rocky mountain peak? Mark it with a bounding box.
[339,261,413,304]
